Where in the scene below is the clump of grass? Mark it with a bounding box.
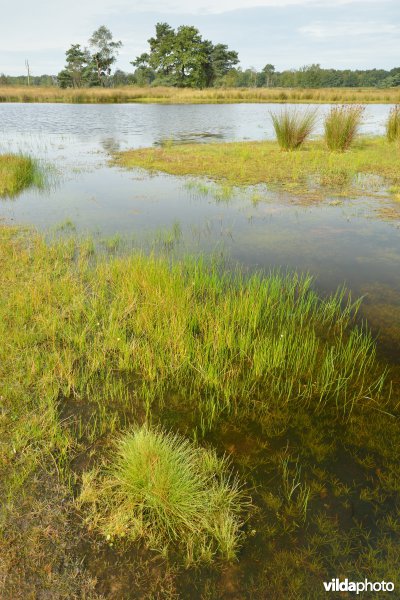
[79,425,246,564]
[324,105,365,151]
[0,154,43,197]
[386,105,400,143]
[270,108,317,150]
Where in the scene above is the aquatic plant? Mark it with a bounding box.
[79,425,246,563]
[0,154,43,197]
[386,105,400,143]
[324,105,365,151]
[270,108,317,150]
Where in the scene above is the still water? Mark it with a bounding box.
[1,102,399,358]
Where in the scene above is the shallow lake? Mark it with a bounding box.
[1,102,399,359]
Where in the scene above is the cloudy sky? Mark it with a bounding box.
[1,0,399,75]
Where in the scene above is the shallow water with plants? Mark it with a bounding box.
[0,103,399,599]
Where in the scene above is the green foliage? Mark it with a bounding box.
[89,25,122,86]
[324,105,365,151]
[79,425,245,563]
[386,105,400,142]
[57,26,122,88]
[270,108,317,150]
[131,22,238,88]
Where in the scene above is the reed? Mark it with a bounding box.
[386,105,400,143]
[324,105,365,151]
[0,85,399,104]
[270,108,317,150]
[79,424,245,563]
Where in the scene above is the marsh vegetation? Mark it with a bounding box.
[0,224,399,598]
[0,153,43,197]
[1,85,400,104]
[1,99,400,598]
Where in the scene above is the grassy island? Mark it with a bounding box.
[116,136,400,197]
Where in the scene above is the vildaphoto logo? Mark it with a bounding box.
[323,579,395,594]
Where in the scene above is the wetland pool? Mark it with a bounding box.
[1,101,399,358]
[1,101,400,599]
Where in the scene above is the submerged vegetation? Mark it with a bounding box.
[386,105,400,143]
[0,154,43,197]
[116,135,400,196]
[79,425,245,563]
[1,85,400,104]
[0,225,399,598]
[270,108,317,150]
[324,105,365,151]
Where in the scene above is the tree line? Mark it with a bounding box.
[1,24,399,89]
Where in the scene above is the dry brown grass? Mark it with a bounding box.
[0,85,400,104]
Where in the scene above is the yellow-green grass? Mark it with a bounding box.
[1,85,400,104]
[116,136,400,195]
[0,225,389,509]
[0,224,398,594]
[79,424,245,564]
[0,154,41,197]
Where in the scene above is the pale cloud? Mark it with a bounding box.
[300,21,400,38]
[0,0,398,73]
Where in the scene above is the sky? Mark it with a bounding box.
[1,0,399,75]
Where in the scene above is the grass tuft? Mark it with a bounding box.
[324,105,365,152]
[386,105,400,143]
[0,154,43,197]
[270,108,317,150]
[79,424,246,564]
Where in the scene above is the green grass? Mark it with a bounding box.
[0,225,389,508]
[270,108,317,150]
[0,225,398,597]
[79,425,245,563]
[386,105,400,143]
[324,105,365,151]
[116,136,400,197]
[0,154,43,197]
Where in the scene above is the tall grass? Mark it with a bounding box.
[386,105,400,143]
[270,108,317,150]
[0,154,43,197]
[79,425,245,563]
[0,86,399,105]
[324,105,365,151]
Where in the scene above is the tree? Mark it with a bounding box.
[89,26,122,86]
[262,64,275,87]
[57,44,92,88]
[132,23,239,88]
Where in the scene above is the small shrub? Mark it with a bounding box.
[386,105,400,143]
[270,108,317,151]
[79,425,246,564]
[324,105,365,151]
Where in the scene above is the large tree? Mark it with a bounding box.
[57,44,92,88]
[132,23,239,88]
[89,26,122,86]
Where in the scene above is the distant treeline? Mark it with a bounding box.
[3,65,399,89]
[2,22,399,90]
